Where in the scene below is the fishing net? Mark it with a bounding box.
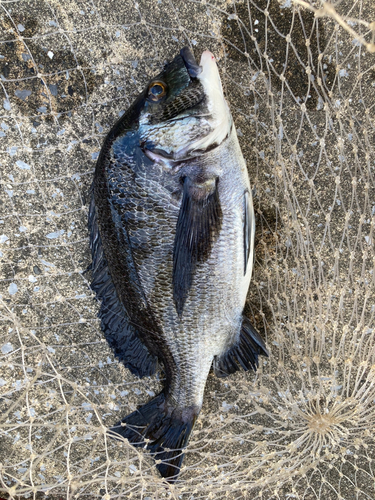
[0,0,374,498]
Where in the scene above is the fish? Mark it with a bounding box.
[88,46,268,482]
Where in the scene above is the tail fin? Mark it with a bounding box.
[110,393,197,482]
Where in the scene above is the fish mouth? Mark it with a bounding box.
[180,47,202,78]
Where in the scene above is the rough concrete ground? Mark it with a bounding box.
[0,0,374,499]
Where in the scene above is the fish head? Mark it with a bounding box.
[136,47,233,165]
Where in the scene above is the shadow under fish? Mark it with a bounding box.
[88,46,268,482]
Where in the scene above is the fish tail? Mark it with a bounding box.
[110,392,198,482]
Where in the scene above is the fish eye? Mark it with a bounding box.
[148,81,167,101]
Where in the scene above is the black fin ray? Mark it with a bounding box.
[173,176,222,316]
[88,193,157,378]
[214,316,268,378]
[110,393,197,483]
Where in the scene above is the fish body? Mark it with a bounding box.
[89,47,268,481]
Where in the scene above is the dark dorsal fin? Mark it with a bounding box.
[173,176,222,316]
[88,193,158,377]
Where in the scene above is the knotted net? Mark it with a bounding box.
[0,0,374,498]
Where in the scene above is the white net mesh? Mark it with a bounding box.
[0,0,374,498]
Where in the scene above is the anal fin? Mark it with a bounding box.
[214,316,268,378]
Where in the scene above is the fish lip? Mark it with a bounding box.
[180,47,202,78]
[142,127,231,165]
[146,146,174,159]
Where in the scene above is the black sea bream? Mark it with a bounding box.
[89,47,268,481]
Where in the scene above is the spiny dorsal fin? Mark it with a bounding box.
[88,193,158,377]
[173,176,222,316]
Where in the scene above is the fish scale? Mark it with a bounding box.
[89,47,268,482]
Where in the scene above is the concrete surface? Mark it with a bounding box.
[0,0,374,498]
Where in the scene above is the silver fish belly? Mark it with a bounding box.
[89,47,268,482]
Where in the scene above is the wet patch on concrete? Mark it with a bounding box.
[221,1,336,110]
[0,13,103,120]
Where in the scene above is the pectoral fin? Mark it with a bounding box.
[173,176,222,316]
